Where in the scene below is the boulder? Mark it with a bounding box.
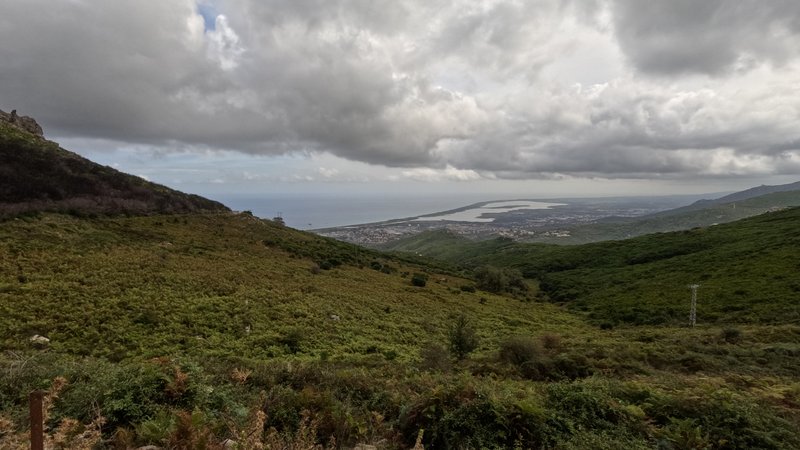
[0,109,44,136]
[29,334,50,346]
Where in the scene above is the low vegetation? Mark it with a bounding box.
[1,211,799,448]
[387,207,800,327]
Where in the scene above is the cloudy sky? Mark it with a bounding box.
[2,0,800,200]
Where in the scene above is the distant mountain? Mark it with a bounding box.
[0,109,228,218]
[649,180,800,217]
[528,189,800,244]
[492,183,800,245]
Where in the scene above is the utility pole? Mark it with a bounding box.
[688,284,700,327]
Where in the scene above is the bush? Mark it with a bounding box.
[411,273,428,287]
[474,266,506,293]
[720,327,743,344]
[474,266,528,295]
[552,354,591,380]
[419,342,452,372]
[400,382,548,449]
[499,336,543,368]
[448,315,479,360]
[540,333,562,351]
[278,329,304,354]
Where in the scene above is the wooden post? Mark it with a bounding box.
[29,390,44,450]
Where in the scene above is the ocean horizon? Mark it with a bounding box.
[211,193,495,230]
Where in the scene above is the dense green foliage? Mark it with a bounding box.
[474,265,529,296]
[447,315,479,360]
[0,212,798,448]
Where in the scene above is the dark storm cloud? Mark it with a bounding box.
[612,0,800,75]
[1,0,799,179]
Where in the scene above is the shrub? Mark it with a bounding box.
[400,383,548,449]
[448,315,479,360]
[419,342,452,372]
[540,333,562,351]
[552,354,591,380]
[278,329,304,354]
[411,273,428,287]
[474,266,506,293]
[474,266,528,295]
[720,327,743,344]
[460,284,476,293]
[499,336,556,379]
[499,336,543,368]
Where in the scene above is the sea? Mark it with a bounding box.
[212,193,491,230]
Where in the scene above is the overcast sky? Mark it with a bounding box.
[2,0,800,200]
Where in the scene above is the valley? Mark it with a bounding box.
[1,111,799,449]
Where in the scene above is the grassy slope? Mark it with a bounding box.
[0,213,573,361]
[386,207,800,326]
[0,213,798,447]
[0,121,228,217]
[0,212,799,448]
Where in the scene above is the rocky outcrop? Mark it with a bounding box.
[0,108,44,137]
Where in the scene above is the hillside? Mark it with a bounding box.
[2,211,800,448]
[521,189,800,244]
[0,111,228,218]
[675,180,800,211]
[386,207,800,327]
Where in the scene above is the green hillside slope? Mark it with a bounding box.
[521,189,800,244]
[0,120,228,218]
[2,212,799,448]
[387,207,800,326]
[0,212,570,361]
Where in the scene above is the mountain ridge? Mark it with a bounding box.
[0,110,228,218]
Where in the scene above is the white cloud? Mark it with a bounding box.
[1,0,799,182]
[317,167,339,178]
[207,15,244,70]
[401,165,483,182]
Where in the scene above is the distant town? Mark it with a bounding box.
[314,197,689,246]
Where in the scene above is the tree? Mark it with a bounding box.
[474,265,528,294]
[448,314,479,360]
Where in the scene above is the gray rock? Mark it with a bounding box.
[0,108,44,136]
[29,334,50,346]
